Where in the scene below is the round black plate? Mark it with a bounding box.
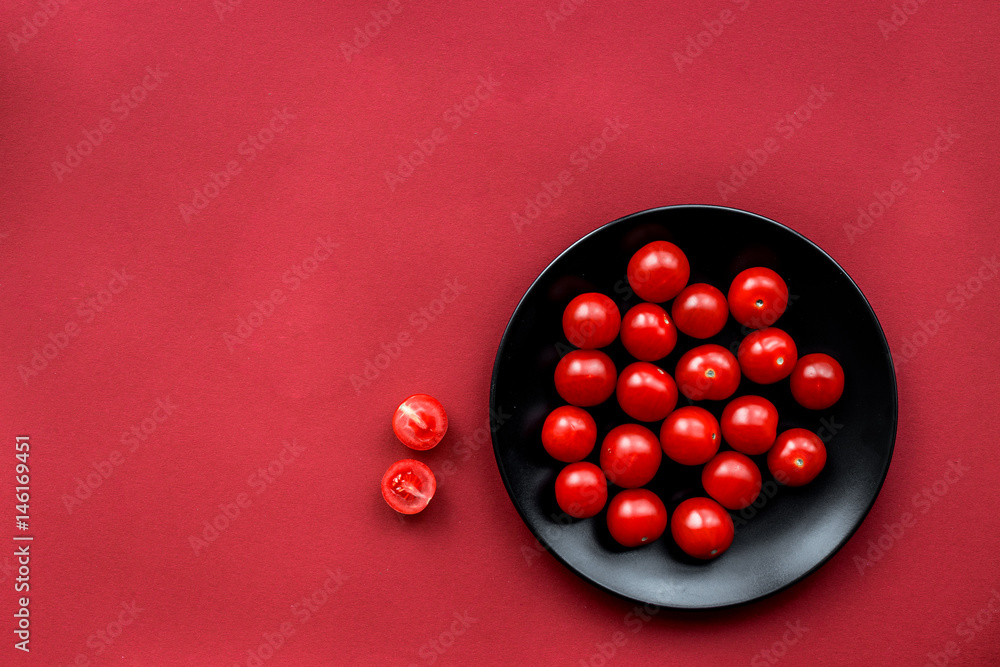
[489,205,897,609]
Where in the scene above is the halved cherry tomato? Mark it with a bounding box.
[720,395,778,455]
[555,462,608,518]
[671,283,729,339]
[562,292,621,349]
[554,350,617,407]
[392,394,448,450]
[620,303,677,361]
[674,344,741,401]
[541,406,598,462]
[790,353,845,410]
[701,451,762,510]
[659,406,721,465]
[737,327,797,384]
[381,459,436,514]
[606,489,668,547]
[600,424,662,488]
[616,362,678,422]
[728,267,789,329]
[670,497,734,560]
[627,241,690,303]
[767,428,827,486]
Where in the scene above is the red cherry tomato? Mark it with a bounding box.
[728,267,789,329]
[701,451,762,510]
[562,292,621,349]
[737,327,798,384]
[627,241,690,303]
[381,459,436,514]
[606,489,668,547]
[554,462,608,519]
[392,394,448,450]
[790,353,845,410]
[659,406,721,465]
[554,350,617,407]
[615,362,678,422]
[767,428,827,487]
[541,406,598,462]
[671,283,729,339]
[670,497,734,560]
[674,344,741,401]
[620,303,677,361]
[600,424,662,488]
[720,395,778,455]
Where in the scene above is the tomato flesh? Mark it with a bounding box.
[381,459,436,514]
[392,394,448,450]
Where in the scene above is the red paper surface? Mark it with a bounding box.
[2,1,999,665]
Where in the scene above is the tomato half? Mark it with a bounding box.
[620,303,677,361]
[541,405,598,462]
[627,241,690,303]
[671,283,729,339]
[728,267,789,329]
[600,424,662,488]
[701,451,762,510]
[720,395,778,455]
[615,362,678,422]
[737,327,798,384]
[606,489,668,547]
[659,406,721,465]
[674,344,741,401]
[554,350,617,407]
[790,353,845,410]
[392,394,448,451]
[670,497,734,560]
[554,462,608,519]
[381,459,436,514]
[767,428,827,487]
[562,292,621,349]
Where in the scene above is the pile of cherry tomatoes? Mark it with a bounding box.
[547,240,844,560]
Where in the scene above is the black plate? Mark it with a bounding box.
[489,205,897,609]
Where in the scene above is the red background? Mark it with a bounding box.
[2,0,999,665]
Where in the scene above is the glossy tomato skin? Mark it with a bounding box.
[674,344,741,401]
[790,353,845,410]
[737,327,798,384]
[381,459,436,514]
[702,452,762,510]
[768,428,827,487]
[600,424,662,488]
[554,350,617,407]
[392,394,448,451]
[659,406,721,465]
[620,303,677,361]
[670,497,735,560]
[627,241,690,303]
[671,283,729,339]
[606,489,668,547]
[541,406,598,462]
[720,395,779,455]
[562,292,621,349]
[616,362,678,422]
[728,267,789,329]
[555,462,608,519]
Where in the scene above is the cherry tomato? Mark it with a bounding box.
[737,327,797,384]
[790,353,845,410]
[627,241,690,303]
[600,424,662,488]
[615,362,678,422]
[670,497,734,560]
[381,459,436,514]
[659,406,721,465]
[701,452,762,510]
[620,303,677,361]
[728,267,789,329]
[606,489,668,547]
[671,283,729,339]
[674,344,741,401]
[392,394,448,451]
[554,462,608,519]
[562,292,621,349]
[768,428,827,487]
[720,395,778,455]
[541,406,598,462]
[554,350,617,407]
